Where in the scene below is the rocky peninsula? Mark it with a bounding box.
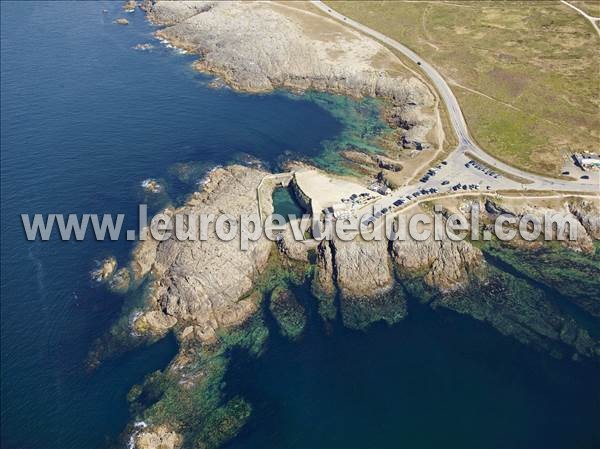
[98,3,600,448]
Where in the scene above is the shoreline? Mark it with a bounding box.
[104,3,600,449]
[143,0,446,177]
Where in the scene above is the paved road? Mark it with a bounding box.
[561,0,600,37]
[311,1,599,194]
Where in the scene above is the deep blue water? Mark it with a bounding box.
[225,286,600,449]
[1,2,599,449]
[0,2,343,448]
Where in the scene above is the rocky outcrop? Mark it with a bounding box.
[341,150,377,167]
[92,257,117,282]
[310,235,402,329]
[484,199,597,254]
[123,0,138,11]
[130,165,273,340]
[375,155,403,172]
[313,235,395,302]
[392,236,483,293]
[568,199,600,240]
[146,1,436,146]
[109,267,131,292]
[133,425,182,449]
[276,221,318,262]
[133,310,178,336]
[332,236,394,300]
[146,1,215,25]
[269,287,306,340]
[313,235,394,302]
[312,238,336,299]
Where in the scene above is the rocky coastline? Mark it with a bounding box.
[142,0,440,155]
[98,163,599,449]
[99,3,600,448]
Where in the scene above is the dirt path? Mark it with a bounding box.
[561,0,600,37]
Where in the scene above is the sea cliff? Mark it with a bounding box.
[107,164,599,449]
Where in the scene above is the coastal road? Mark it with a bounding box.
[561,0,600,37]
[311,1,600,194]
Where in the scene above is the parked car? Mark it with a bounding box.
[581,175,590,179]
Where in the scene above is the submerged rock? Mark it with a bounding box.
[109,267,131,292]
[433,268,599,359]
[341,289,407,330]
[483,242,600,318]
[269,287,306,340]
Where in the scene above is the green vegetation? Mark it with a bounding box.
[328,1,599,176]
[313,289,338,322]
[341,290,407,330]
[482,241,600,317]
[128,314,268,449]
[121,253,317,448]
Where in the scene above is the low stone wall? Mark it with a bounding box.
[257,173,294,221]
[290,174,314,217]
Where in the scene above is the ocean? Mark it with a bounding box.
[1,2,598,449]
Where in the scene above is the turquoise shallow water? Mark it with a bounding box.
[1,2,599,449]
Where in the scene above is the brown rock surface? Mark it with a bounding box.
[392,235,483,293]
[134,425,182,449]
[130,165,274,338]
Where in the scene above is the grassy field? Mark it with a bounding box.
[327,0,600,176]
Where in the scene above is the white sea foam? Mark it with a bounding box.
[128,422,148,449]
[157,37,189,54]
[141,178,161,193]
[129,310,144,337]
[198,165,222,188]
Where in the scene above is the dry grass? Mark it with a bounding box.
[271,1,461,186]
[327,0,600,176]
